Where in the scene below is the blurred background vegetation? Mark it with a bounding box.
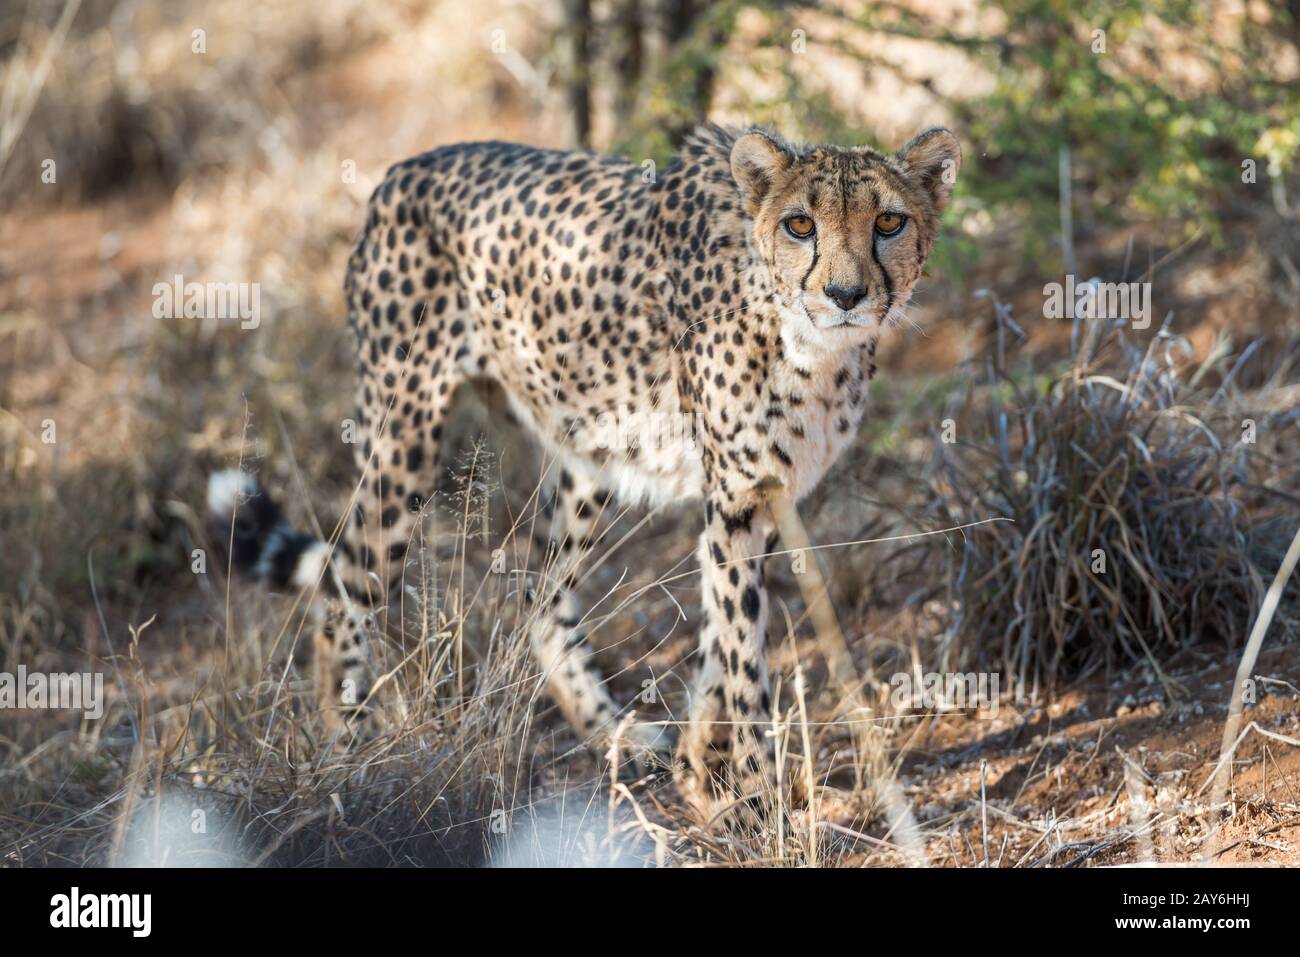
[5,1,1298,293]
[596,0,1300,289]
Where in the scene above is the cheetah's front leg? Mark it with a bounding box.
[678,492,775,817]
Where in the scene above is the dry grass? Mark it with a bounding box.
[925,304,1299,695]
[0,440,908,867]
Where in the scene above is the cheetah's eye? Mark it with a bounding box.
[874,212,906,236]
[783,215,815,239]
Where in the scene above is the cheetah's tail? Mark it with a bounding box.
[206,470,331,591]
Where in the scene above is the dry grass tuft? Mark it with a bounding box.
[928,305,1299,693]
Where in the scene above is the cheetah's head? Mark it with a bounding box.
[731,127,961,347]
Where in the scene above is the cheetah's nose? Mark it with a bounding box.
[824,284,867,312]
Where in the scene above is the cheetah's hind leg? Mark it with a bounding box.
[309,599,379,739]
[525,467,673,771]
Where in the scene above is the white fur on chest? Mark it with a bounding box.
[768,332,874,500]
[784,397,864,498]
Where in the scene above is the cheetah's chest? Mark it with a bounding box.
[780,396,866,499]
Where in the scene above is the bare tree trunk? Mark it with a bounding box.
[662,0,689,44]
[660,0,723,146]
[613,0,644,131]
[564,0,593,148]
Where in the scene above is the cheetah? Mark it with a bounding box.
[207,122,961,813]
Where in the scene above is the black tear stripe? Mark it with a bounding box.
[799,234,819,293]
[871,233,894,315]
[839,158,850,220]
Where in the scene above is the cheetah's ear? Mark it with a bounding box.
[731,131,793,215]
[897,127,962,213]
